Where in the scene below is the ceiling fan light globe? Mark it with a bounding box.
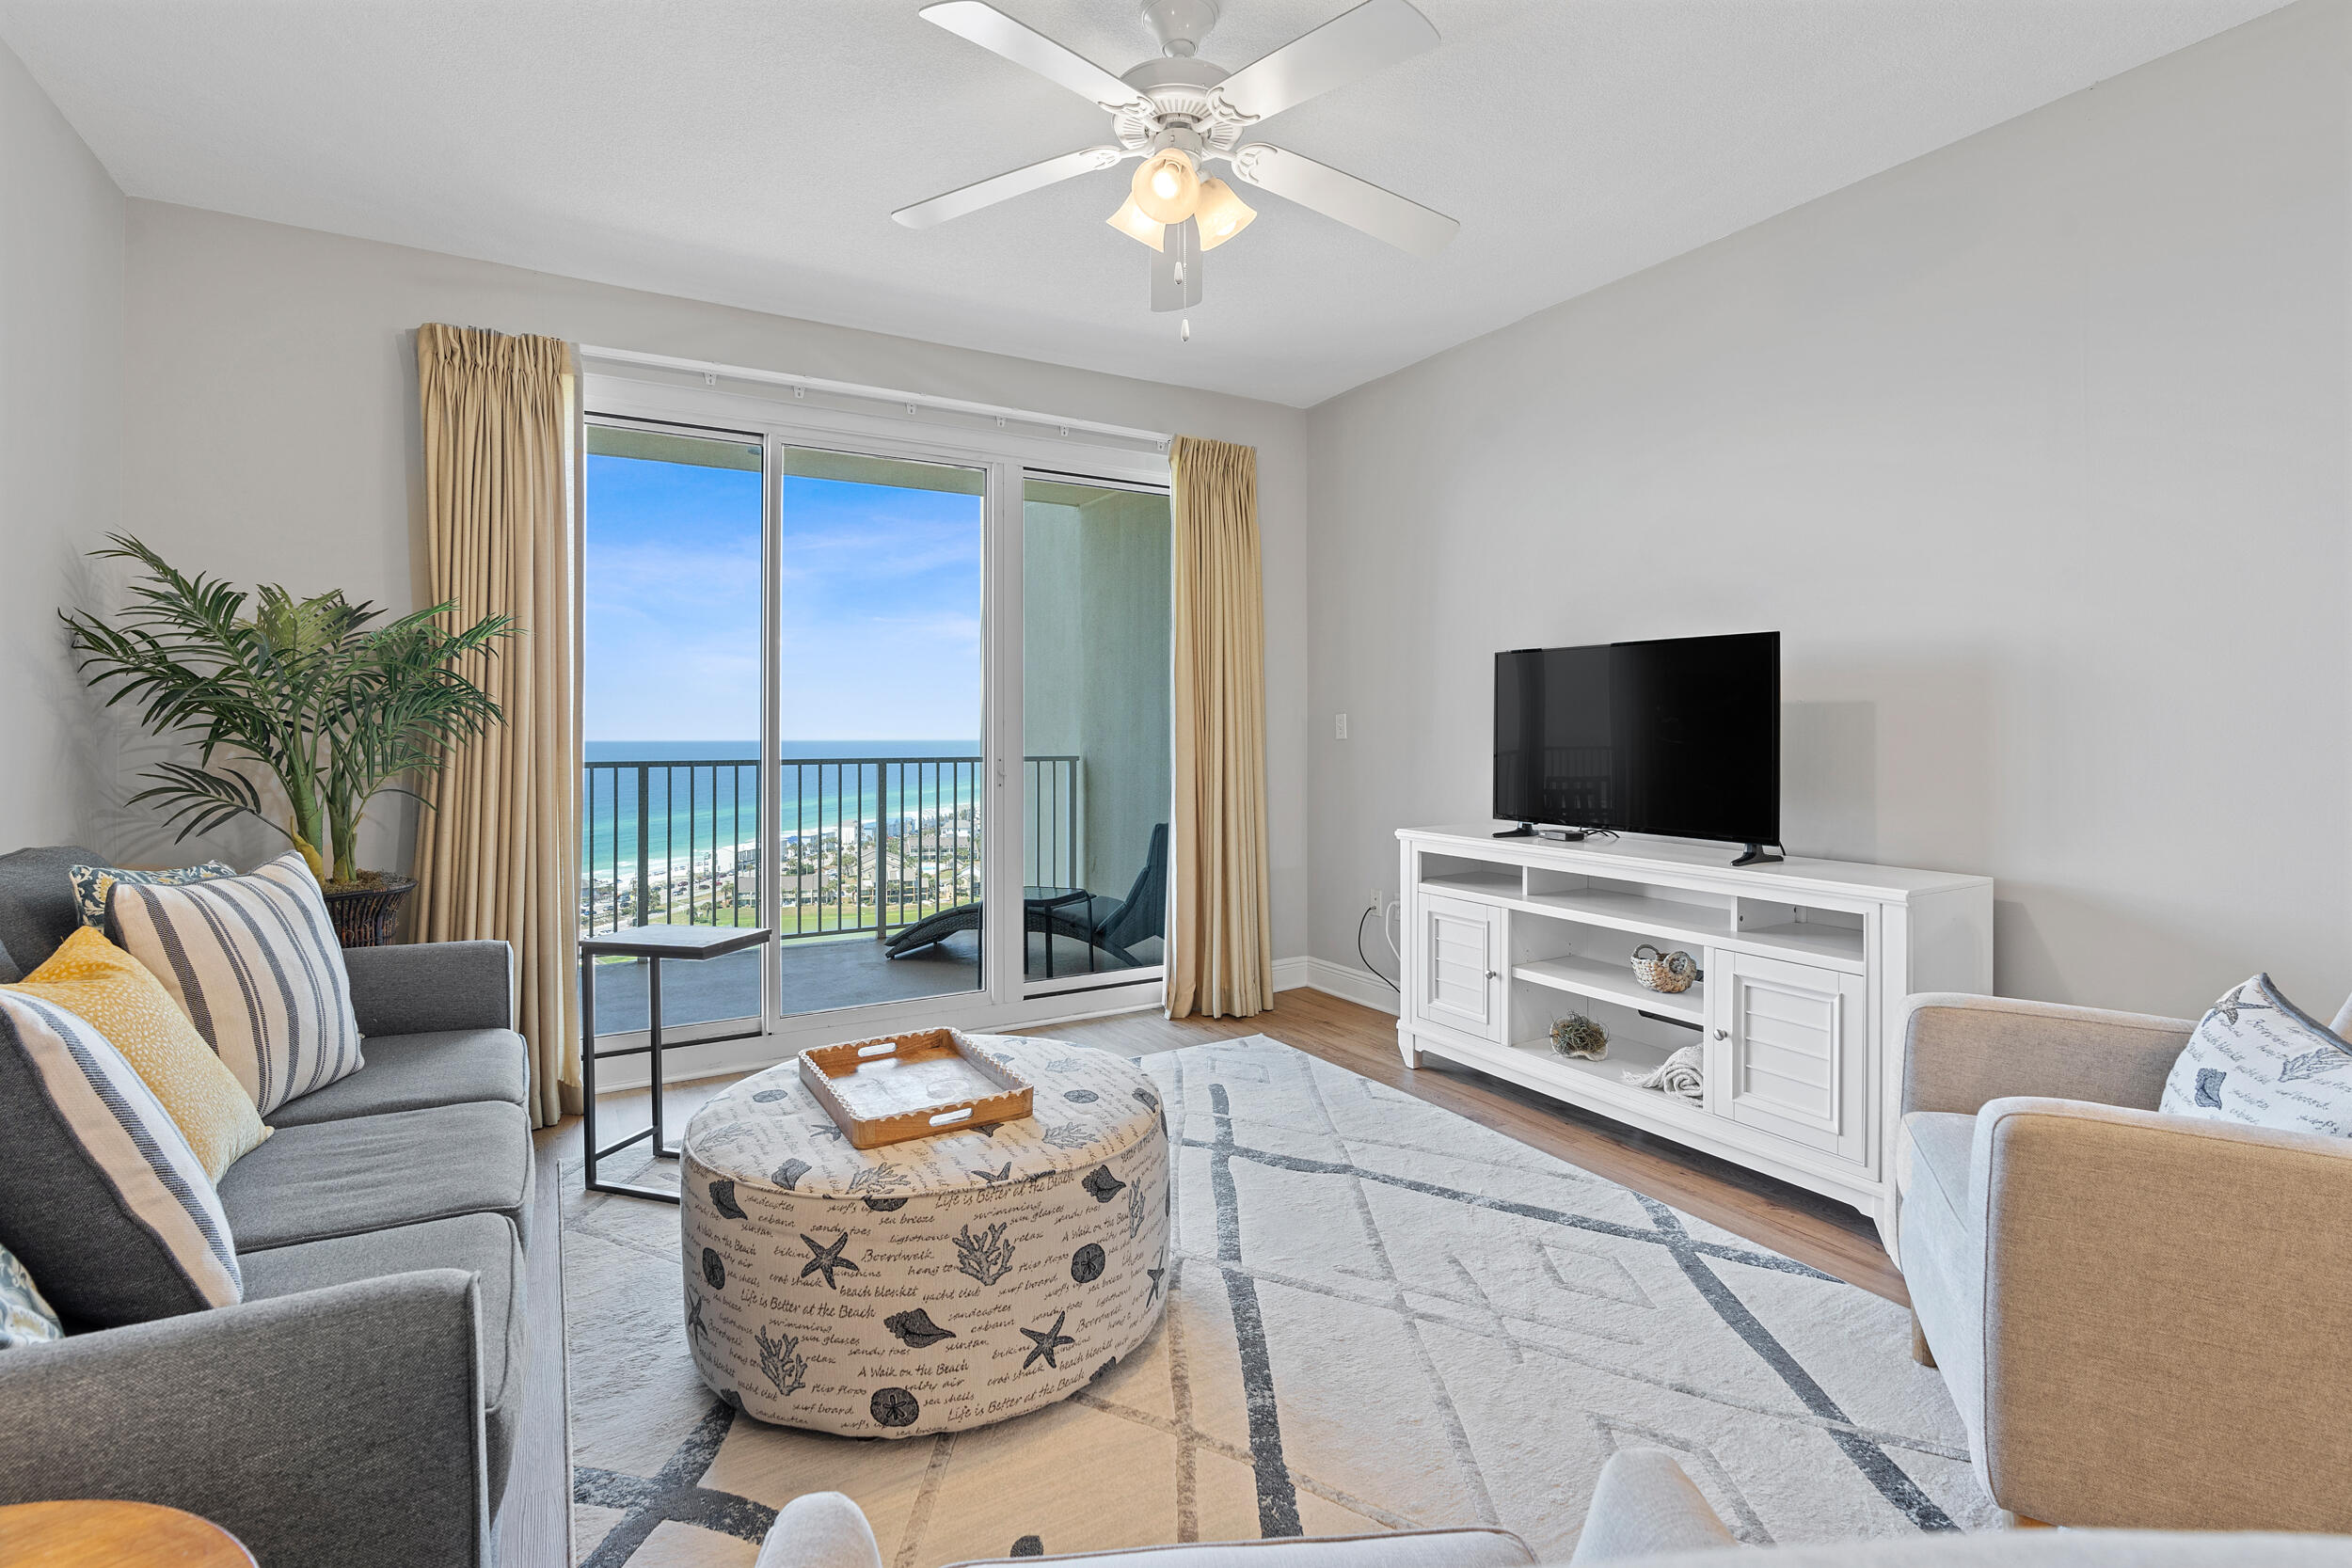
[1192,178,1256,250]
[1106,197,1167,251]
[1131,150,1200,225]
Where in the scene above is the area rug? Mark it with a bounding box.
[564,1036,1994,1567]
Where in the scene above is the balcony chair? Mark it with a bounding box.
[1895,990,2352,1533]
[883,823,1168,970]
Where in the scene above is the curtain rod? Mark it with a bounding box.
[577,345,1173,450]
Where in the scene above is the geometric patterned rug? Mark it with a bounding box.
[565,1036,1996,1566]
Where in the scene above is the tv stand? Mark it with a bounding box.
[1492,823,1536,838]
[1395,825,1991,1246]
[1732,843,1783,867]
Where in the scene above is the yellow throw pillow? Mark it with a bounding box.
[6,927,271,1182]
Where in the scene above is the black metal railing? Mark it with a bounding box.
[579,754,1080,942]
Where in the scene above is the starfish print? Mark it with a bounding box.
[1146,1265,1166,1305]
[1020,1310,1075,1370]
[687,1292,708,1338]
[799,1231,860,1290]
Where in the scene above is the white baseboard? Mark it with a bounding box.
[1295,956,1402,1017]
[1271,955,1312,991]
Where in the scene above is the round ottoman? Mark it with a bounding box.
[678,1033,1169,1437]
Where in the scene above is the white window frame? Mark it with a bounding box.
[576,349,1174,1086]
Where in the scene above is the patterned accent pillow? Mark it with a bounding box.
[0,1242,62,1348]
[2161,974,2352,1137]
[69,860,235,928]
[108,851,363,1118]
[0,989,243,1325]
[7,926,273,1180]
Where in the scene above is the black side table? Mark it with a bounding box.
[579,924,772,1203]
[1025,885,1093,979]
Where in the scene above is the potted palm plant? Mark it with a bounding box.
[62,536,514,945]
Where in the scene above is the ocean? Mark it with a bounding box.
[580,740,981,879]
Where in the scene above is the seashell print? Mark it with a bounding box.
[870,1386,920,1427]
[884,1307,957,1348]
[1011,1538,1044,1559]
[1019,1310,1074,1369]
[701,1248,726,1291]
[954,1221,1016,1285]
[773,1158,813,1191]
[799,1231,859,1289]
[752,1088,793,1103]
[1132,1087,1159,1112]
[708,1179,746,1219]
[863,1196,910,1212]
[755,1324,808,1396]
[1070,1243,1106,1283]
[1063,1088,1100,1103]
[1081,1165,1127,1203]
[1045,1057,1083,1073]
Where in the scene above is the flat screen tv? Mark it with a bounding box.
[1494,631,1780,863]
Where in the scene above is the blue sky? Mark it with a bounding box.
[583,455,983,742]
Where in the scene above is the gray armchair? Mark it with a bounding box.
[1896,993,2352,1533]
[752,1450,2342,1568]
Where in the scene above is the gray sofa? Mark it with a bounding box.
[1895,992,2352,1533]
[755,1449,2351,1568]
[0,845,535,1568]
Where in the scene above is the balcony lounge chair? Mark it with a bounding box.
[883,823,1167,969]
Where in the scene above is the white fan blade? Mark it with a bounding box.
[918,2,1151,116]
[1227,143,1457,256]
[894,146,1127,230]
[1211,0,1438,124]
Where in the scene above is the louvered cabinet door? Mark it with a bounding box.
[1709,951,1869,1165]
[1413,894,1506,1043]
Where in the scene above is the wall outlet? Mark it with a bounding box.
[1369,887,1384,912]
[1334,712,1348,740]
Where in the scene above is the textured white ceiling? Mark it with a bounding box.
[0,0,2292,406]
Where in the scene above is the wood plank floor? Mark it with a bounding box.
[505,985,1903,1568]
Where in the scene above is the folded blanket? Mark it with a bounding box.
[1625,1043,1705,1103]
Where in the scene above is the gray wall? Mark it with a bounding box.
[1305,0,2350,1020]
[0,38,122,848]
[116,201,1311,959]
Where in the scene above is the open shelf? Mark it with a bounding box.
[1498,1033,1708,1120]
[1420,869,1520,900]
[1513,953,1706,1024]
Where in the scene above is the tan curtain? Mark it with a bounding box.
[410,324,580,1128]
[1165,436,1273,1020]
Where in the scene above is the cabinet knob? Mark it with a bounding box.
[1485,970,1499,980]
[1713,1028,1729,1040]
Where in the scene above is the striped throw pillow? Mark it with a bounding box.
[109,852,363,1117]
[0,990,243,1324]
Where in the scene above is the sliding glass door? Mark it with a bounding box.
[579,369,1171,1052]
[1021,475,1172,994]
[773,447,987,1018]
[580,424,768,1035]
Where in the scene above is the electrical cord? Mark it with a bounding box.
[1358,903,1401,993]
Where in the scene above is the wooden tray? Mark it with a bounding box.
[798,1028,1034,1149]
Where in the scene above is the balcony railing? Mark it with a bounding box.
[580,754,1080,942]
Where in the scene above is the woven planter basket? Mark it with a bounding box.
[320,876,418,948]
[1630,944,1699,994]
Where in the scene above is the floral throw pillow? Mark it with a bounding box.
[2160,974,2352,1138]
[69,861,234,928]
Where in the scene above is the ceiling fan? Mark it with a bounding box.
[893,0,1457,316]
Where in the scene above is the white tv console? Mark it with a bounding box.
[1395,825,1993,1239]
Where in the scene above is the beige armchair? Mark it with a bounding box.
[1896,993,2352,1533]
